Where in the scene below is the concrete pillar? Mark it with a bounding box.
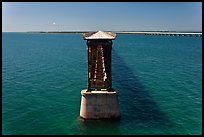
[80,89,120,119]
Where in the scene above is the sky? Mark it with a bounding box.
[2,2,202,32]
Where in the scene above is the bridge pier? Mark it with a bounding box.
[80,31,120,120]
[80,89,120,119]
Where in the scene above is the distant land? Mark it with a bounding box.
[26,31,202,34]
[25,31,202,37]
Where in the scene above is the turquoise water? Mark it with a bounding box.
[2,32,202,135]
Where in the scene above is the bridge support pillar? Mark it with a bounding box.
[80,89,120,119]
[80,31,120,120]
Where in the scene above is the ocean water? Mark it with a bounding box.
[2,32,202,135]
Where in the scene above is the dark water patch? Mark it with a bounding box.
[112,49,173,131]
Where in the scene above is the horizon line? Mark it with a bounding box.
[2,30,203,33]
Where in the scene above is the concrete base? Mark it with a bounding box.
[80,89,120,119]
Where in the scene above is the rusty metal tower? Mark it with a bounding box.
[80,31,120,119]
[84,31,114,91]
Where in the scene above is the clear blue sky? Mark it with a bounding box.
[2,2,202,32]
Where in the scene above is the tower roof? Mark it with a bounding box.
[83,31,116,40]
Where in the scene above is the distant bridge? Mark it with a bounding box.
[116,31,202,37]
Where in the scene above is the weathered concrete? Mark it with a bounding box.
[80,89,120,119]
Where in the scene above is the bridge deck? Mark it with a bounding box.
[92,45,107,88]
